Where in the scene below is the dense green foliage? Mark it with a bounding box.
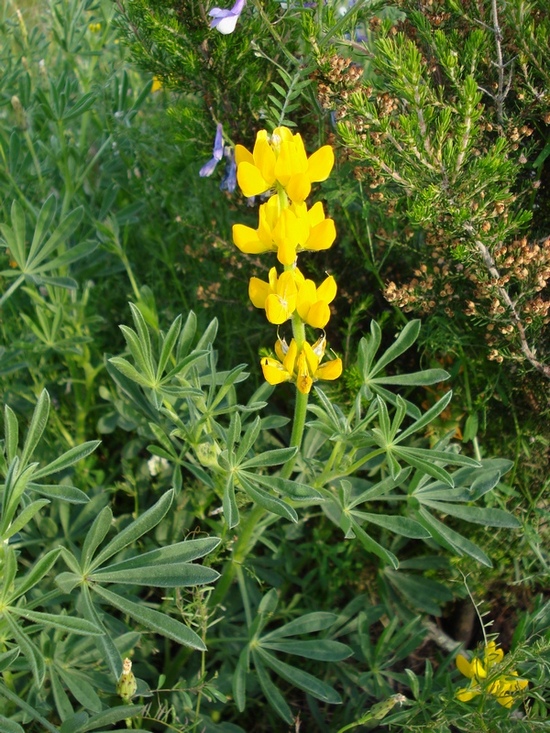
[0,1,548,731]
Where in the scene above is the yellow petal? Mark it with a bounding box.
[307,201,326,227]
[286,172,311,204]
[277,239,297,266]
[317,275,337,303]
[456,654,474,679]
[265,293,290,324]
[261,357,290,385]
[296,279,316,321]
[233,224,270,254]
[283,339,298,374]
[456,687,479,703]
[235,144,254,166]
[306,218,337,251]
[471,658,487,680]
[249,277,270,308]
[273,126,294,142]
[485,642,504,666]
[296,350,313,394]
[316,357,342,381]
[237,162,270,197]
[306,300,331,329]
[307,145,335,182]
[253,136,277,186]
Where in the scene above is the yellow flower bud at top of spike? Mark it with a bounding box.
[235,126,334,203]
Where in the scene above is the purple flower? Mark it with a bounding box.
[208,0,246,35]
[220,148,236,192]
[199,123,224,177]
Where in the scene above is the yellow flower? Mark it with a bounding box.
[249,267,336,328]
[249,268,297,324]
[232,195,336,265]
[295,271,337,329]
[456,641,528,708]
[261,336,342,394]
[235,126,334,203]
[151,76,163,93]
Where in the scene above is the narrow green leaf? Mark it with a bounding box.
[370,320,420,376]
[19,389,50,468]
[353,511,430,539]
[50,666,74,722]
[351,520,399,569]
[374,368,449,386]
[4,404,19,462]
[395,391,454,443]
[32,440,100,480]
[3,499,50,540]
[0,648,20,673]
[238,475,298,523]
[5,614,45,687]
[9,608,104,636]
[419,500,520,528]
[80,586,121,679]
[76,705,143,730]
[223,475,239,529]
[262,612,337,640]
[56,667,102,713]
[260,639,352,661]
[252,652,293,724]
[251,474,322,501]
[9,548,61,601]
[257,647,341,703]
[232,647,249,712]
[392,448,454,486]
[108,356,153,388]
[90,563,219,587]
[27,207,83,270]
[81,507,113,571]
[92,585,205,650]
[101,538,221,572]
[90,490,173,571]
[35,240,98,273]
[27,196,57,264]
[28,483,89,503]
[156,314,182,379]
[0,715,24,733]
[417,508,492,566]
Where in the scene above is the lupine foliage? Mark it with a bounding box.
[0,1,549,732]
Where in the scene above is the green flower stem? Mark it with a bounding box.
[281,388,308,480]
[208,503,267,609]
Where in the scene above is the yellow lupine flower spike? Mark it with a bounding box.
[235,126,334,203]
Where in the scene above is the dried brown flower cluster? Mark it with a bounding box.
[312,53,365,116]
[385,234,550,362]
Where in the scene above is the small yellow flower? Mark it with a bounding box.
[261,336,342,394]
[249,267,336,328]
[249,268,297,324]
[232,195,336,265]
[295,271,337,329]
[235,126,334,203]
[456,641,528,709]
[151,76,163,93]
[88,22,102,33]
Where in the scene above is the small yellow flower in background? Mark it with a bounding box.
[88,22,101,33]
[235,126,334,202]
[456,641,528,708]
[233,195,336,265]
[261,336,342,394]
[151,76,163,93]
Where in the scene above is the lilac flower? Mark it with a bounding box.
[220,148,237,192]
[208,0,246,35]
[199,123,224,177]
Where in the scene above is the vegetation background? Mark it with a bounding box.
[0,0,548,731]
